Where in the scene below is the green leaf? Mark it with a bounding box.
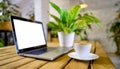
[0,42,4,47]
[47,22,59,30]
[67,5,81,24]
[49,13,60,23]
[50,2,61,14]
[59,22,65,31]
[0,39,4,47]
[0,2,7,9]
[75,19,88,29]
[83,13,101,24]
[60,9,68,24]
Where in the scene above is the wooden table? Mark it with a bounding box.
[0,41,115,69]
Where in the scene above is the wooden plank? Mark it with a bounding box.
[0,46,15,54]
[90,41,96,53]
[39,54,71,69]
[65,41,96,69]
[0,46,14,50]
[0,58,36,69]
[0,52,16,57]
[0,56,24,66]
[65,59,89,69]
[17,60,48,69]
[0,49,15,54]
[0,54,18,60]
[0,46,17,57]
[92,41,116,69]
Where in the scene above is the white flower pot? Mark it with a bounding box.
[58,32,75,47]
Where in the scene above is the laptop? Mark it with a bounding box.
[10,15,73,60]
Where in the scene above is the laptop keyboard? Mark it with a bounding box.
[24,48,47,55]
[24,47,73,55]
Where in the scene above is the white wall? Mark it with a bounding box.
[84,0,119,53]
[10,0,34,18]
[34,0,49,40]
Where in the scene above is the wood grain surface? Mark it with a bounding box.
[0,41,115,69]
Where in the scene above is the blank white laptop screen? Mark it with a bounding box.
[13,19,46,49]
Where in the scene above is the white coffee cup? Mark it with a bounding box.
[74,43,92,57]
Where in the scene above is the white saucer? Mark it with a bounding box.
[68,52,99,61]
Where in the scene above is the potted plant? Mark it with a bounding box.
[0,0,20,31]
[51,31,58,42]
[48,2,100,47]
[107,13,120,55]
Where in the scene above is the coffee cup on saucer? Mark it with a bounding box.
[73,43,92,58]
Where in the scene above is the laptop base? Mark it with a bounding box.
[19,47,73,60]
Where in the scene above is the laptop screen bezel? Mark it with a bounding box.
[10,15,47,53]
